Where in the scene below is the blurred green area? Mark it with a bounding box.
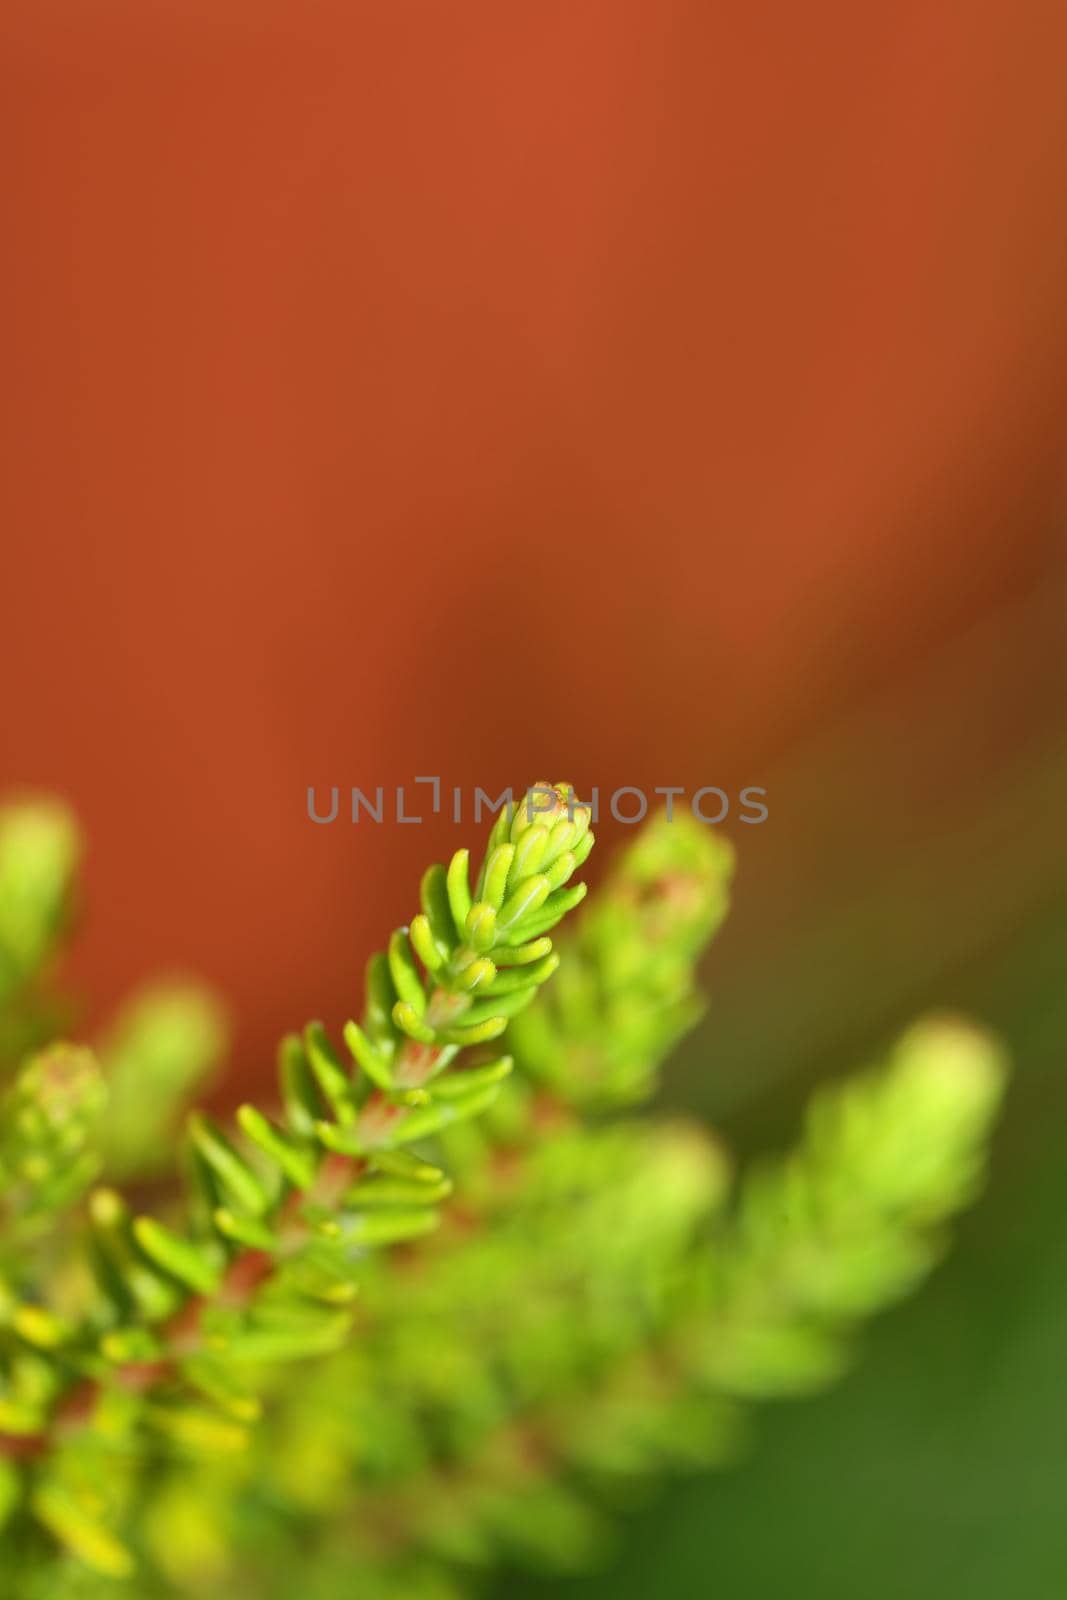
[0,794,228,1182]
[500,582,1067,1600]
[504,898,1067,1600]
[0,799,81,1066]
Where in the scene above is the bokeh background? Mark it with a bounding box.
[3,2,1066,1595]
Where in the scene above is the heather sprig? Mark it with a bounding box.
[0,784,595,1579]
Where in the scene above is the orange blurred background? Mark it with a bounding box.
[3,0,1066,1090]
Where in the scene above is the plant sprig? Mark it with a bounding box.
[0,783,594,1575]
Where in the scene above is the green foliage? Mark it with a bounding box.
[0,788,1008,1600]
[95,987,228,1182]
[690,1018,1008,1399]
[0,1045,105,1259]
[0,796,225,1178]
[0,800,80,1068]
[508,810,733,1107]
